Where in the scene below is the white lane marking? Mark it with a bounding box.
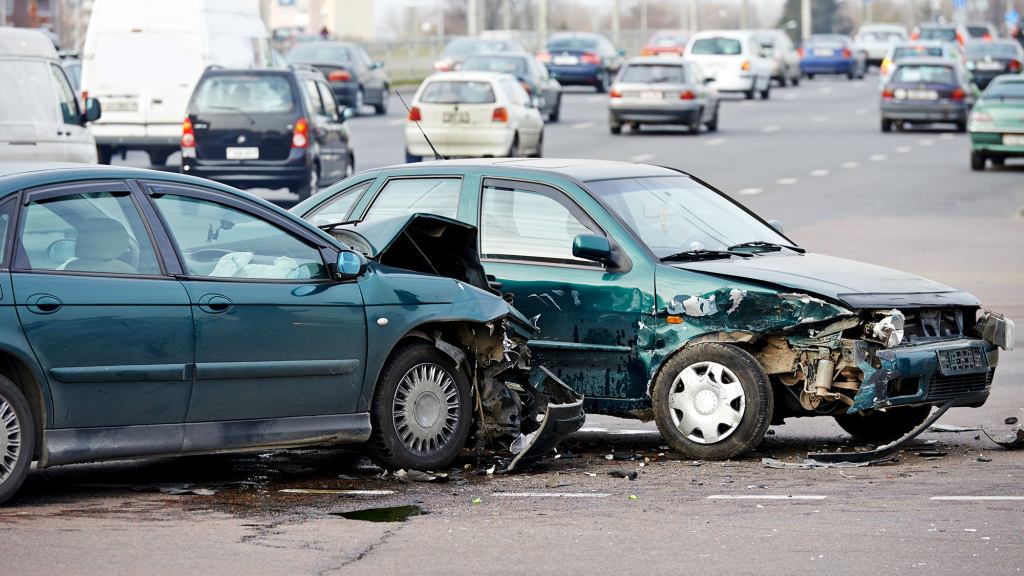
[776,177,798,185]
[279,489,395,495]
[783,93,798,100]
[572,121,595,130]
[855,107,868,115]
[738,188,763,196]
[896,146,913,153]
[579,427,609,433]
[841,161,860,169]
[705,137,727,147]
[930,496,1024,501]
[388,119,405,127]
[869,154,887,161]
[811,115,828,123]
[810,169,830,177]
[587,95,605,103]
[761,124,782,133]
[738,100,754,107]
[493,492,612,498]
[707,495,827,500]
[918,139,934,146]
[940,133,955,139]
[819,87,833,95]
[629,153,656,162]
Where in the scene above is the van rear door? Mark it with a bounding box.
[0,59,62,161]
[189,73,297,162]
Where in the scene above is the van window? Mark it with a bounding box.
[50,64,80,124]
[194,75,296,114]
[0,61,55,124]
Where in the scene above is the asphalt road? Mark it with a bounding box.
[5,72,1023,575]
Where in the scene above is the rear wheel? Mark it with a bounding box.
[833,405,932,443]
[295,163,319,200]
[609,122,622,135]
[148,150,170,167]
[345,155,355,177]
[971,150,986,171]
[507,134,520,157]
[806,73,815,80]
[374,87,389,115]
[705,104,719,132]
[760,80,771,100]
[777,74,787,88]
[548,94,561,122]
[744,86,755,100]
[955,120,967,133]
[97,145,113,165]
[791,72,800,86]
[0,376,34,506]
[529,130,544,157]
[688,108,703,134]
[881,118,893,133]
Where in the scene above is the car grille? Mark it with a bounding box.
[924,368,993,401]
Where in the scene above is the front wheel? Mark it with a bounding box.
[705,104,719,132]
[295,163,319,200]
[374,87,389,115]
[971,150,986,171]
[760,81,771,100]
[833,405,932,443]
[367,342,473,471]
[652,343,773,460]
[548,94,561,122]
[0,376,35,505]
[881,118,893,133]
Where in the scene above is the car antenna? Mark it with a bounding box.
[395,89,445,161]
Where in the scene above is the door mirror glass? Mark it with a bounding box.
[83,97,102,123]
[767,219,784,234]
[617,48,626,57]
[572,234,612,265]
[339,106,355,121]
[374,60,385,69]
[703,77,715,84]
[336,249,366,278]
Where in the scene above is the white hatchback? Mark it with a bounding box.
[405,72,544,162]
[685,30,773,100]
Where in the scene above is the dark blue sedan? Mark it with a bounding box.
[800,34,866,80]
[538,32,623,93]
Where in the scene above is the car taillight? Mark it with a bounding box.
[519,81,533,94]
[741,60,751,71]
[882,87,895,99]
[407,106,421,122]
[679,90,696,100]
[292,117,309,148]
[641,47,655,56]
[880,59,890,74]
[434,59,452,71]
[609,88,622,98]
[842,49,852,58]
[327,69,351,82]
[536,51,551,63]
[492,107,509,122]
[971,111,992,123]
[956,32,965,45]
[1010,60,1022,72]
[581,52,601,65]
[181,117,195,148]
[950,87,965,101]
[797,47,804,58]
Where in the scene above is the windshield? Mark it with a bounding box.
[982,80,1024,99]
[619,64,686,84]
[966,42,1019,58]
[586,176,794,258]
[919,27,957,42]
[419,80,496,104]
[649,31,688,46]
[460,56,527,76]
[286,44,352,63]
[193,75,296,114]
[892,64,955,84]
[547,36,599,52]
[444,38,517,57]
[690,37,742,55]
[966,26,991,38]
[894,45,943,59]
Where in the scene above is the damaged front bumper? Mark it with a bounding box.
[508,367,585,471]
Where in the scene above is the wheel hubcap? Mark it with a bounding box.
[0,398,21,483]
[393,363,459,456]
[668,361,745,444]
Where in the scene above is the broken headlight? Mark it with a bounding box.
[865,309,905,348]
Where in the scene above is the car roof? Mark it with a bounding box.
[460,52,530,61]
[892,56,958,66]
[423,71,511,82]
[691,30,751,39]
[404,158,681,183]
[859,23,906,30]
[625,56,688,66]
[0,27,58,60]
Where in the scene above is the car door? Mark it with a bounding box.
[356,46,385,100]
[10,180,194,429]
[500,78,541,149]
[315,80,352,182]
[49,63,95,163]
[144,181,367,423]
[302,78,347,183]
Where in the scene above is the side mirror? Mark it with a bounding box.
[703,77,715,84]
[617,48,626,57]
[81,97,101,124]
[336,249,367,279]
[767,219,784,234]
[373,60,385,69]
[338,106,355,122]
[572,234,612,265]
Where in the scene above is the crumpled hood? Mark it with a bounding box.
[670,252,979,308]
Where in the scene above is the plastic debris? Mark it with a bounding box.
[279,489,395,496]
[917,450,947,458]
[928,424,982,433]
[545,475,570,488]
[983,427,1024,450]
[628,494,638,500]
[1005,417,1019,426]
[762,457,896,469]
[607,470,638,481]
[395,469,446,483]
[471,497,482,505]
[975,455,993,463]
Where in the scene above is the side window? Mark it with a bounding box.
[480,183,598,265]
[316,81,339,120]
[690,63,704,84]
[152,194,328,280]
[502,78,528,106]
[303,79,326,116]
[50,64,79,125]
[357,47,375,69]
[363,178,463,222]
[0,199,16,267]
[305,180,373,226]
[19,191,160,275]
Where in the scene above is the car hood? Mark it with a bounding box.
[669,251,979,308]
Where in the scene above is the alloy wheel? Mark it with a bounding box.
[0,397,21,484]
[392,363,460,456]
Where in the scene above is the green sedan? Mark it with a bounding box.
[969,74,1024,170]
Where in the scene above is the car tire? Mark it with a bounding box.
[688,109,703,134]
[652,343,773,460]
[366,342,473,471]
[345,155,355,177]
[806,73,815,80]
[0,375,35,506]
[405,150,421,163]
[354,87,365,115]
[955,120,967,133]
[705,104,719,132]
[791,73,800,87]
[971,150,986,171]
[548,95,561,122]
[609,122,622,135]
[295,163,319,200]
[148,150,170,167]
[507,134,520,157]
[760,81,771,100]
[374,87,389,115]
[777,74,787,88]
[596,71,610,93]
[529,130,543,157]
[881,118,893,133]
[745,86,755,100]
[991,156,1005,166]
[97,145,113,165]
[833,405,933,443]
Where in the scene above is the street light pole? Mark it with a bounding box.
[801,0,811,41]
[690,0,699,31]
[611,0,620,47]
[537,0,547,49]
[468,0,478,35]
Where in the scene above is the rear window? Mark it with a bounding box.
[894,46,943,59]
[193,75,296,114]
[918,28,957,42]
[983,80,1024,99]
[861,31,904,41]
[547,37,599,52]
[620,64,686,84]
[444,38,516,57]
[460,57,527,76]
[892,65,955,84]
[286,44,352,63]
[807,38,846,50]
[966,42,1019,58]
[419,80,496,104]
[650,31,689,46]
[690,37,742,55]
[0,61,56,124]
[967,26,990,38]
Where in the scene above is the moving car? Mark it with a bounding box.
[608,57,719,134]
[0,28,102,163]
[968,75,1024,170]
[538,32,624,93]
[685,30,772,100]
[0,162,584,505]
[755,29,801,87]
[458,53,563,121]
[295,158,1013,461]
[855,23,909,66]
[433,36,527,72]
[966,22,999,41]
[911,23,968,47]
[286,41,390,115]
[181,66,355,200]
[404,72,544,162]
[881,57,975,132]
[799,34,866,79]
[879,41,961,86]
[963,40,1024,89]
[640,30,692,57]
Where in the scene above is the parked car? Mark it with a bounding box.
[0,28,101,163]
[608,57,719,134]
[855,23,909,66]
[879,41,961,86]
[286,41,390,115]
[880,57,975,132]
[968,75,1024,170]
[538,32,624,93]
[458,53,563,121]
[180,66,355,199]
[0,162,584,505]
[912,23,969,47]
[799,34,866,79]
[433,36,527,72]
[81,0,273,166]
[966,21,999,41]
[640,30,692,57]
[295,158,1013,461]
[685,30,773,100]
[754,29,801,86]
[963,40,1024,89]
[404,72,544,162]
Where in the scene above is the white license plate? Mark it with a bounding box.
[976,61,1004,70]
[442,111,470,123]
[1003,134,1024,146]
[225,146,259,160]
[553,55,579,65]
[814,49,835,57]
[907,90,938,100]
[640,91,663,101]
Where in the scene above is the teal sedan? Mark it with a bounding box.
[0,163,582,504]
[296,158,1014,461]
[969,74,1024,170]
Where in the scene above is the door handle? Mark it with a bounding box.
[197,294,232,314]
[25,294,63,314]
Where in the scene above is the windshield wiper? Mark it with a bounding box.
[660,249,752,262]
[728,241,805,254]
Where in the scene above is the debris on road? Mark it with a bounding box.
[132,483,217,496]
[983,427,1024,449]
[545,475,571,488]
[975,455,993,463]
[334,505,425,522]
[928,424,982,433]
[607,470,639,480]
[917,450,948,458]
[628,494,638,500]
[809,400,953,463]
[762,457,896,469]
[395,469,447,483]
[280,489,396,496]
[1004,417,1019,426]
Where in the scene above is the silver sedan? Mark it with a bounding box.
[608,57,720,135]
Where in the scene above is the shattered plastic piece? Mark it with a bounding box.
[928,424,982,433]
[545,475,570,488]
[761,457,896,469]
[395,469,446,483]
[982,427,1024,450]
[608,470,638,480]
[130,483,217,496]
[485,465,496,475]
[975,455,993,463]
[917,450,947,458]
[868,309,905,348]
[628,494,639,500]
[334,505,424,522]
[471,497,483,505]
[809,400,953,463]
[583,472,597,477]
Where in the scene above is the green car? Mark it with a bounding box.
[969,74,1024,170]
[0,163,583,504]
[296,158,1014,461]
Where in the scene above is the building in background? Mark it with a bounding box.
[263,0,375,41]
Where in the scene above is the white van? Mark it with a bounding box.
[685,30,773,100]
[0,28,101,163]
[81,0,273,165]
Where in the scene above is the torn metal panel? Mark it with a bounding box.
[808,400,954,463]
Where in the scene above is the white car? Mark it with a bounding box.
[405,72,544,161]
[755,29,801,87]
[879,41,961,87]
[855,23,909,66]
[685,30,773,100]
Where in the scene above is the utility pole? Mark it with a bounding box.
[501,0,512,30]
[537,0,547,49]
[611,0,620,47]
[740,0,749,28]
[801,0,812,41]
[640,0,648,43]
[689,0,699,31]
[468,0,479,35]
